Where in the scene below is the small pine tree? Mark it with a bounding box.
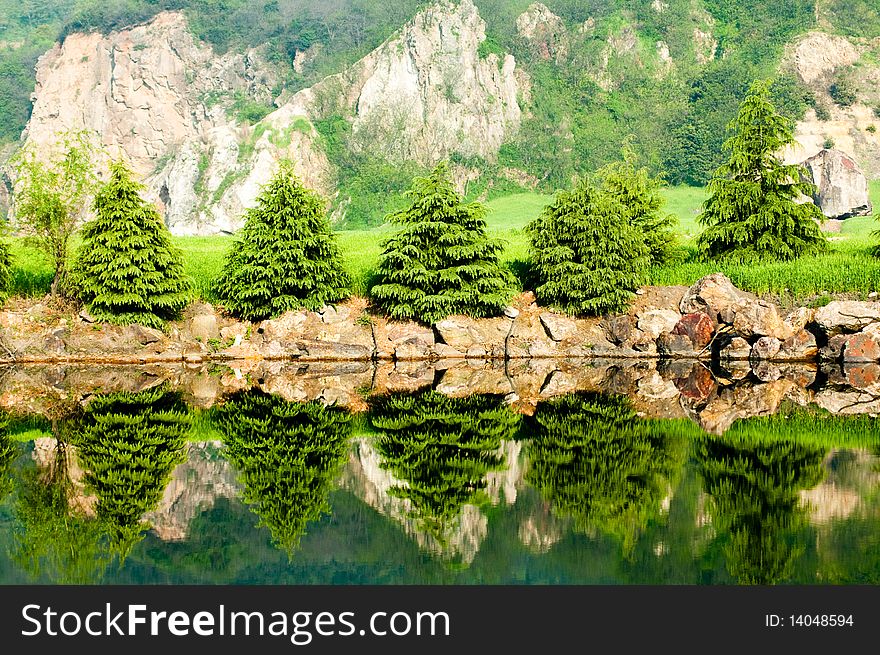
[696,80,827,262]
[595,158,676,266]
[370,162,515,324]
[214,161,350,321]
[526,178,650,316]
[214,390,351,555]
[370,391,517,556]
[72,162,190,328]
[0,241,11,306]
[73,388,190,560]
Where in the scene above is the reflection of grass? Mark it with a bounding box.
[4,184,880,303]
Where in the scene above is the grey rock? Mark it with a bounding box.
[539,312,578,342]
[802,149,872,219]
[815,300,880,334]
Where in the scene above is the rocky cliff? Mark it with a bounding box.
[16,1,521,235]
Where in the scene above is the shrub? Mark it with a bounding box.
[72,161,190,328]
[814,103,831,121]
[526,177,650,316]
[829,74,857,107]
[370,162,514,324]
[0,241,12,304]
[594,157,677,266]
[823,137,835,149]
[697,80,827,263]
[214,161,350,321]
[867,124,876,134]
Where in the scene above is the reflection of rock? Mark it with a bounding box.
[145,442,240,541]
[32,437,96,516]
[800,449,880,525]
[487,440,524,505]
[518,501,565,554]
[694,378,794,435]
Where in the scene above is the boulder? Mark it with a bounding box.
[778,329,818,360]
[636,309,680,340]
[671,312,714,349]
[783,307,815,334]
[842,332,880,362]
[720,336,751,360]
[435,316,510,358]
[539,312,578,342]
[679,273,747,324]
[604,315,632,345]
[189,312,220,342]
[814,301,880,334]
[732,299,792,340]
[751,336,781,360]
[801,149,872,219]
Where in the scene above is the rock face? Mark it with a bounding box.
[801,149,872,219]
[791,32,861,86]
[516,3,568,64]
[17,1,521,235]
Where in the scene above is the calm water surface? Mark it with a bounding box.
[0,360,878,585]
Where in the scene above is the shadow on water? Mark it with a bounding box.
[0,357,878,584]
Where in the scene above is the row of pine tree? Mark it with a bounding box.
[1,79,829,328]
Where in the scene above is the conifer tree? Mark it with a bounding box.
[696,434,825,584]
[595,157,676,266]
[214,390,351,555]
[0,411,16,504]
[73,388,190,561]
[370,162,514,324]
[526,178,650,316]
[0,240,13,304]
[525,392,686,553]
[72,162,190,328]
[214,161,350,321]
[696,80,827,262]
[370,391,518,553]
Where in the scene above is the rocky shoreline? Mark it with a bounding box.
[0,273,878,366]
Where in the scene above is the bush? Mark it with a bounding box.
[526,177,650,316]
[829,75,857,107]
[0,241,13,304]
[697,80,828,263]
[594,158,676,266]
[815,103,831,121]
[72,161,190,328]
[370,162,514,324]
[823,137,835,149]
[214,161,350,321]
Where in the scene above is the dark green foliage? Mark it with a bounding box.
[0,410,16,503]
[595,157,677,266]
[214,389,352,555]
[696,80,828,263]
[73,162,190,328]
[815,102,832,121]
[525,392,686,553]
[696,434,825,584]
[73,388,190,560]
[214,161,350,321]
[370,163,515,323]
[370,391,518,554]
[826,0,880,38]
[829,74,857,107]
[0,240,13,304]
[526,177,650,316]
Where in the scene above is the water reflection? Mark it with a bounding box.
[214,389,351,555]
[0,362,878,585]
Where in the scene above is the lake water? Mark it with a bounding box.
[0,359,878,585]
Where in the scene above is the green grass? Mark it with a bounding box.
[4,185,879,306]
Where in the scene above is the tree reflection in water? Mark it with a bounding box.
[696,435,825,584]
[525,391,687,554]
[214,389,351,556]
[370,391,519,560]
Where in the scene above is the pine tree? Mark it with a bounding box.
[72,162,190,328]
[0,240,13,304]
[73,388,190,560]
[595,157,676,266]
[214,161,350,321]
[370,391,518,554]
[369,162,515,324]
[214,390,351,555]
[0,410,16,504]
[525,392,686,553]
[526,178,651,316]
[696,80,827,262]
[696,434,825,584]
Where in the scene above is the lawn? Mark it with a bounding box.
[5,183,880,306]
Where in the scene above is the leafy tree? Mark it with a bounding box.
[525,392,686,554]
[214,161,350,321]
[73,387,190,561]
[370,391,518,556]
[71,161,190,328]
[10,130,99,296]
[214,390,351,555]
[696,434,825,584]
[526,177,650,316]
[595,156,676,266]
[369,162,515,324]
[696,80,827,262]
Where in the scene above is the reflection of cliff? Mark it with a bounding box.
[145,441,241,541]
[799,449,880,525]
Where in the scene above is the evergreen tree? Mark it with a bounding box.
[72,162,190,328]
[214,390,351,555]
[370,391,518,554]
[370,162,515,324]
[525,392,686,554]
[214,161,350,321]
[0,410,17,504]
[526,178,650,316]
[73,388,190,561]
[0,240,13,304]
[595,157,677,266]
[696,434,825,584]
[696,80,827,262]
